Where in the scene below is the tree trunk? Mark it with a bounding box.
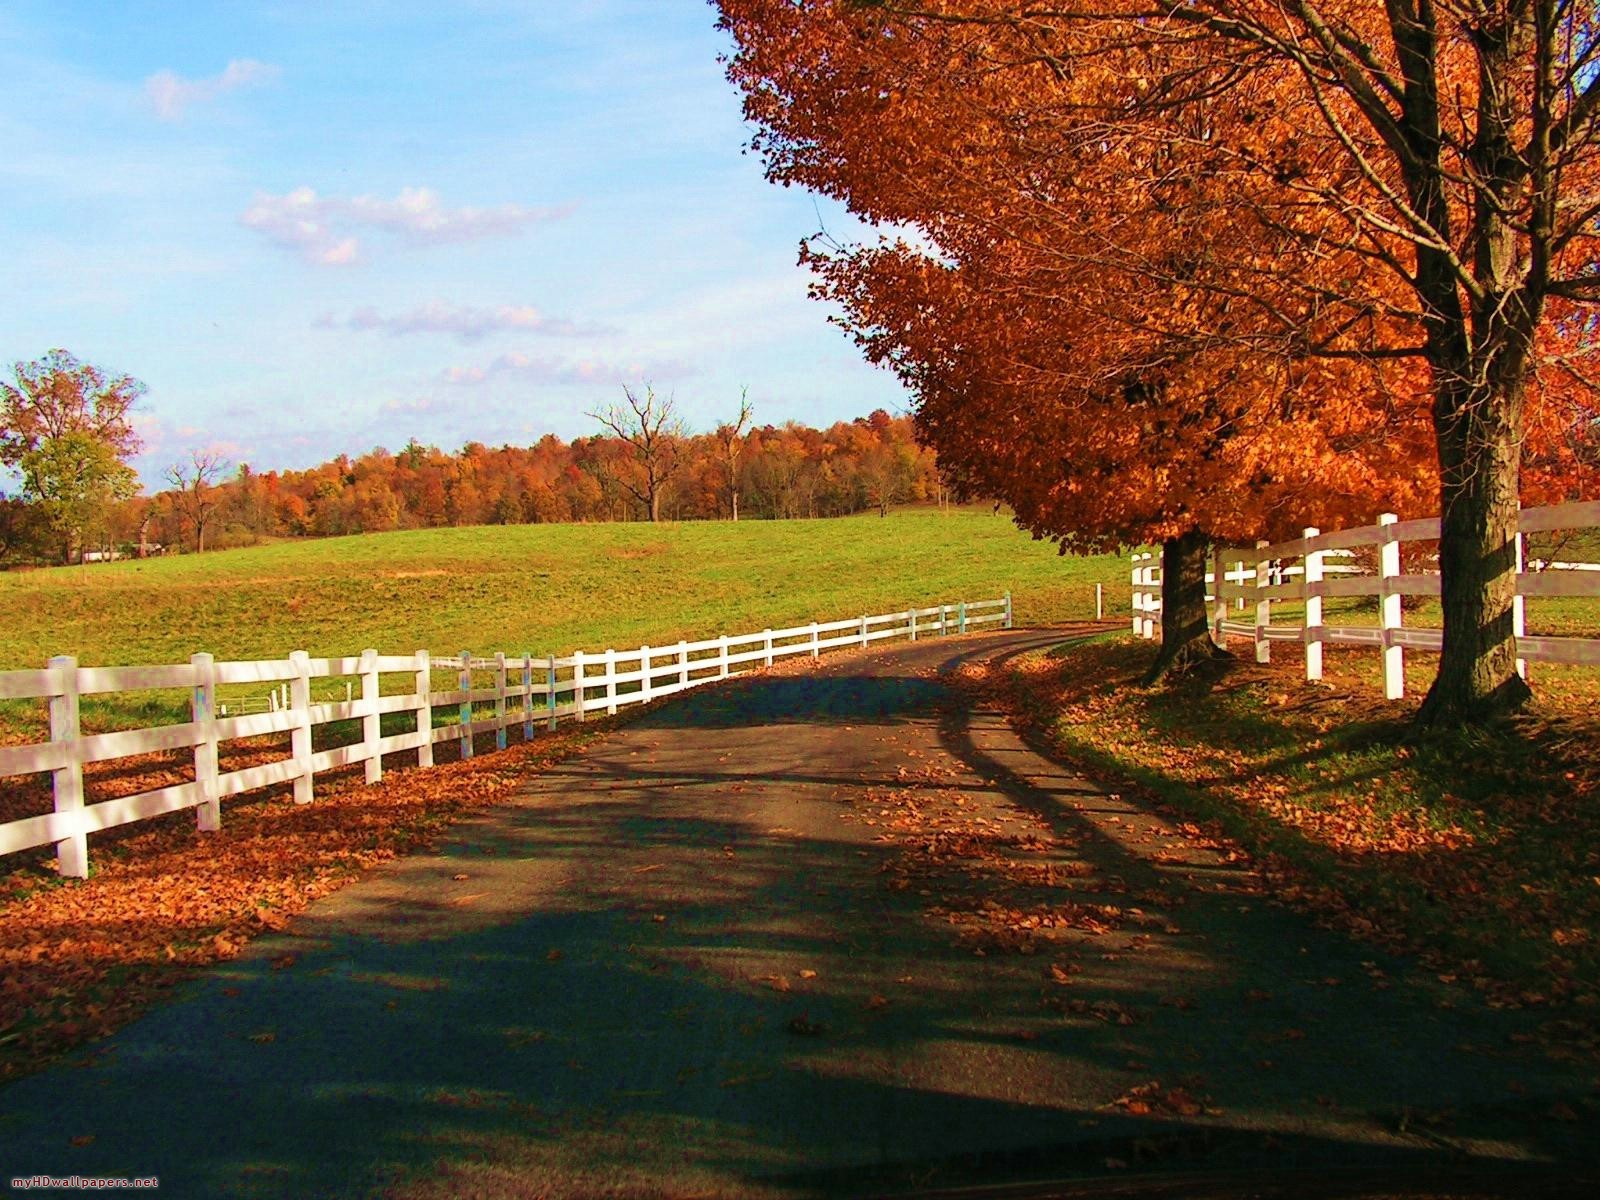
[1401,9,1536,727]
[732,490,739,522]
[1141,528,1229,685]
[1415,378,1532,724]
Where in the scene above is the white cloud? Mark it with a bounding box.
[145,59,279,120]
[316,301,601,342]
[240,186,569,266]
[442,351,694,388]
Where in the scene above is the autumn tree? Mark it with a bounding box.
[1125,0,1600,719]
[1,350,143,563]
[715,387,755,520]
[165,450,229,553]
[718,0,1600,715]
[589,385,687,523]
[720,0,1440,678]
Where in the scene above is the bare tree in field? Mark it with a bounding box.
[166,450,229,553]
[588,385,686,523]
[715,387,755,521]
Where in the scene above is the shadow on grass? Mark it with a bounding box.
[981,635,1600,999]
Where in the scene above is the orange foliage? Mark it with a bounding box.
[125,413,945,553]
[718,0,1599,543]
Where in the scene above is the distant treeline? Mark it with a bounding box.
[2,410,950,561]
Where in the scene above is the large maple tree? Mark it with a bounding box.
[717,0,1600,720]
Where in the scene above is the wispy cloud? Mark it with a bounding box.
[145,59,279,120]
[241,187,570,266]
[316,301,603,342]
[442,351,694,387]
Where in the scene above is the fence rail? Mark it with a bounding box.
[1130,498,1600,697]
[0,594,1012,878]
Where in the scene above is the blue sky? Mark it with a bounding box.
[0,1,905,486]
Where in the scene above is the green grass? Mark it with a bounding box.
[0,510,1123,738]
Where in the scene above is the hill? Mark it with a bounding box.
[1,510,1120,671]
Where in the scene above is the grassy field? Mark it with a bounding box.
[0,510,1123,741]
[2,510,1119,668]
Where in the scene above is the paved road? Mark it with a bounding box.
[1,628,1595,1198]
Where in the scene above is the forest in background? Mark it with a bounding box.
[1,405,945,565]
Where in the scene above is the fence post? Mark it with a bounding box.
[1303,529,1324,682]
[1379,512,1404,699]
[291,650,313,804]
[573,650,586,723]
[361,648,382,784]
[605,649,618,715]
[1143,556,1158,639]
[641,645,653,702]
[1096,583,1104,621]
[860,614,869,646]
[909,606,918,642]
[718,635,730,678]
[1211,548,1228,644]
[547,653,559,730]
[458,650,474,759]
[189,652,221,833]
[494,652,508,751]
[523,653,535,740]
[958,600,968,634]
[414,650,433,768]
[1004,591,1013,629]
[1514,529,1528,680]
[763,630,773,668]
[810,622,820,658]
[940,604,949,637]
[47,656,88,878]
[1130,555,1143,634]
[1254,542,1272,663]
[678,640,690,687]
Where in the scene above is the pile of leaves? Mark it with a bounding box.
[0,724,599,1081]
[959,635,1600,1026]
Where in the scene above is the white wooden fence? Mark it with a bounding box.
[0,595,1011,878]
[1130,498,1600,697]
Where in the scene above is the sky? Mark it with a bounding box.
[0,0,908,487]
